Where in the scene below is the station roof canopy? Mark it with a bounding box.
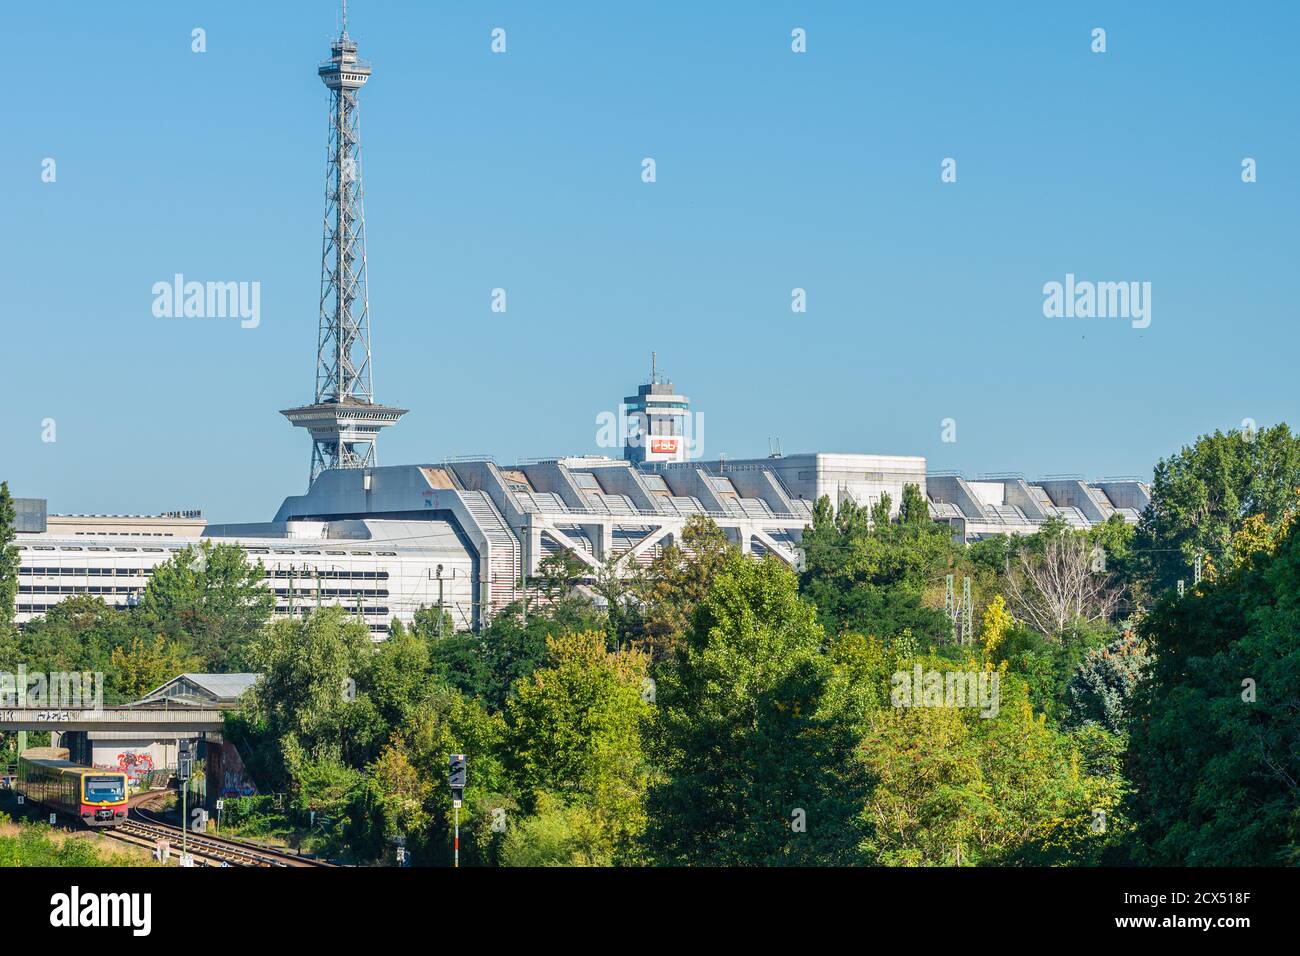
[137,673,262,708]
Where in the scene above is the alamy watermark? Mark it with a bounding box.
[1042,273,1150,329]
[0,667,105,713]
[152,274,261,328]
[891,665,1000,718]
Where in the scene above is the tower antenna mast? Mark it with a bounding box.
[281,2,407,486]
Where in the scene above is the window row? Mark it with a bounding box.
[271,588,390,598]
[19,585,145,596]
[21,566,155,577]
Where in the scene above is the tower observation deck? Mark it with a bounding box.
[282,4,406,486]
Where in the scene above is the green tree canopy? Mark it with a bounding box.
[1134,424,1300,596]
[798,493,956,644]
[0,482,19,634]
[503,631,652,863]
[133,540,274,670]
[646,554,871,865]
[240,606,381,787]
[1127,512,1300,865]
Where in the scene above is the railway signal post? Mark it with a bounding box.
[449,753,466,868]
[178,739,193,867]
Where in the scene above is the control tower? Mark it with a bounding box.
[623,353,694,465]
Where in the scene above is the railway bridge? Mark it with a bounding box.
[0,704,225,735]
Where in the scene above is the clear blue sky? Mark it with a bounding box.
[3,1,1296,521]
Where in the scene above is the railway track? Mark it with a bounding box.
[100,808,335,868]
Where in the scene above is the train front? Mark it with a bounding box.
[80,772,128,827]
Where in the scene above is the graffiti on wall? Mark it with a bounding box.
[214,741,257,797]
[113,750,155,784]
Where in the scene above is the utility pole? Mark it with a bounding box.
[1194,552,1203,586]
[517,526,528,628]
[945,574,956,643]
[961,577,973,645]
[436,564,445,639]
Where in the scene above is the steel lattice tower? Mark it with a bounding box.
[282,2,406,486]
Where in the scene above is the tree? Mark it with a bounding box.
[638,515,735,659]
[590,552,643,651]
[411,604,456,642]
[0,482,18,632]
[363,684,510,866]
[503,631,652,863]
[535,548,588,602]
[980,595,1013,658]
[2,595,142,675]
[1006,521,1122,638]
[133,540,274,669]
[363,624,434,729]
[498,792,610,867]
[367,742,433,842]
[1126,512,1300,865]
[899,483,930,527]
[645,554,871,865]
[861,667,1117,865]
[798,494,956,644]
[240,606,381,790]
[1207,499,1299,580]
[109,635,200,700]
[1063,630,1147,734]
[1088,513,1142,608]
[1134,424,1300,596]
[428,601,602,712]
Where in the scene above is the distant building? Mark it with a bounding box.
[623,353,694,465]
[8,454,1150,637]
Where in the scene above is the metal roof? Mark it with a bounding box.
[141,673,261,704]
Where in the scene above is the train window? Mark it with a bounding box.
[84,776,125,802]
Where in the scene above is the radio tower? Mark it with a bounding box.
[282,1,406,486]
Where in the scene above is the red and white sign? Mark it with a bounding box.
[650,437,679,455]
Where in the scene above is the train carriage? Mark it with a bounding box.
[16,749,129,828]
